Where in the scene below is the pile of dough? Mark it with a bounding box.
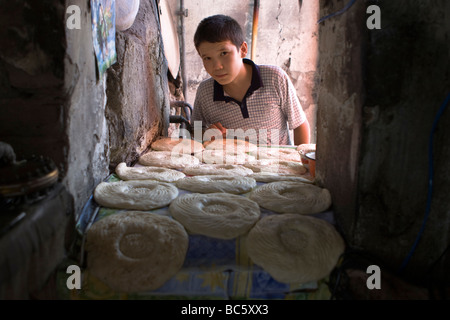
[94,180,179,210]
[249,181,331,214]
[176,175,257,194]
[243,160,307,176]
[151,137,204,154]
[169,193,261,239]
[203,138,258,154]
[251,147,301,162]
[246,214,345,284]
[86,211,189,292]
[115,162,185,182]
[249,172,314,184]
[138,151,200,169]
[182,164,254,177]
[195,149,256,165]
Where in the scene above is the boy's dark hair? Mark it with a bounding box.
[194,14,245,50]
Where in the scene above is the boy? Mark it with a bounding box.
[191,14,310,146]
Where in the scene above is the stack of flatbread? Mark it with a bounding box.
[151,137,204,154]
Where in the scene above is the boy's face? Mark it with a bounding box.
[197,40,248,86]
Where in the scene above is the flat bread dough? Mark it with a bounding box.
[176,175,257,194]
[151,137,204,154]
[203,138,258,154]
[94,180,179,210]
[249,172,314,184]
[249,181,331,214]
[169,193,261,239]
[86,211,189,292]
[251,147,302,162]
[246,214,345,284]
[243,160,307,175]
[115,162,186,182]
[195,149,256,165]
[182,164,254,177]
[138,151,200,169]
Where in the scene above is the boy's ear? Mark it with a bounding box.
[239,42,248,58]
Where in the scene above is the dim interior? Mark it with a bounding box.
[0,0,449,300]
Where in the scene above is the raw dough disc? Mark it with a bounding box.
[94,180,179,210]
[115,162,186,182]
[195,149,256,165]
[176,175,257,194]
[249,172,314,184]
[203,138,258,154]
[86,211,189,292]
[249,181,331,214]
[138,151,200,169]
[251,147,302,162]
[243,160,307,175]
[151,137,204,154]
[182,164,254,177]
[169,193,261,239]
[246,213,345,284]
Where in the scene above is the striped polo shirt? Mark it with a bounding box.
[192,59,306,146]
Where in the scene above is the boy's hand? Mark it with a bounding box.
[208,122,227,137]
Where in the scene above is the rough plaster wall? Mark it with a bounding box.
[356,1,450,283]
[64,0,110,217]
[106,0,170,167]
[318,0,450,284]
[168,0,318,142]
[316,0,365,243]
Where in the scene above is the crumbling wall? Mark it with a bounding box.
[317,0,450,285]
[106,0,170,168]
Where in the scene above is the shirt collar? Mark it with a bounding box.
[213,58,263,102]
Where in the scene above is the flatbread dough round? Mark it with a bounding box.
[138,151,200,169]
[169,193,261,239]
[246,214,345,284]
[203,138,258,153]
[243,160,307,175]
[176,175,257,194]
[251,147,302,162]
[195,149,256,165]
[86,211,189,292]
[182,164,254,177]
[151,137,204,154]
[249,181,331,214]
[94,180,179,210]
[249,172,314,184]
[115,162,186,182]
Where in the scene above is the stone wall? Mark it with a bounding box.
[106,0,170,168]
[317,0,450,284]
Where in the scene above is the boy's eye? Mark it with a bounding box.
[203,57,211,61]
[221,52,228,56]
